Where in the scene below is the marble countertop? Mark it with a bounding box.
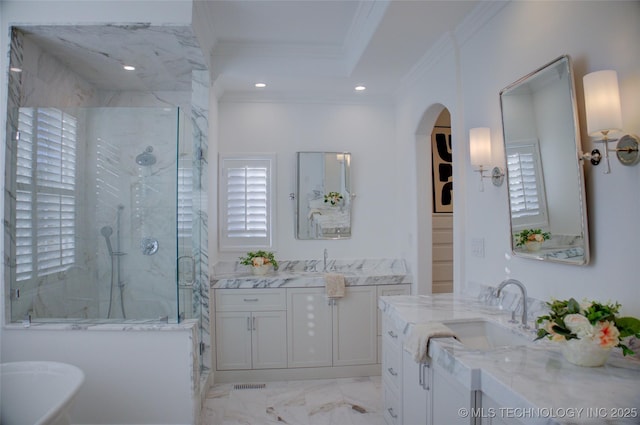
[379,294,640,425]
[212,258,411,289]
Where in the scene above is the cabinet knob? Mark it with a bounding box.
[387,367,398,377]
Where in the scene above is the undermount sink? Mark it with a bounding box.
[444,319,532,350]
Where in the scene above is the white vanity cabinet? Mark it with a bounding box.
[287,285,378,368]
[215,289,287,370]
[431,360,477,425]
[377,284,411,361]
[381,314,476,425]
[402,350,431,425]
[382,316,405,425]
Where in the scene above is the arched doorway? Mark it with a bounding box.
[430,110,453,293]
[415,105,453,294]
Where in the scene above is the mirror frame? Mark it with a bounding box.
[295,151,352,240]
[500,55,590,265]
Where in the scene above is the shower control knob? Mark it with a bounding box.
[141,237,159,255]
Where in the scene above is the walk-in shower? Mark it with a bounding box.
[5,106,200,324]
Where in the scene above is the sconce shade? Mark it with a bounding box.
[583,70,623,136]
[469,127,492,168]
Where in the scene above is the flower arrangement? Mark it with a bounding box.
[324,191,343,206]
[514,228,550,247]
[239,250,279,270]
[535,298,640,356]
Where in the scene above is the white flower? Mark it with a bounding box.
[252,257,265,267]
[564,314,594,339]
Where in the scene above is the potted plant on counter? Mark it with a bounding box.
[514,228,550,252]
[324,191,344,206]
[535,298,640,367]
[239,250,279,275]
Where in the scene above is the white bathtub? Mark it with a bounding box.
[1,361,85,425]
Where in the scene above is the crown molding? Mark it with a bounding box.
[393,1,510,100]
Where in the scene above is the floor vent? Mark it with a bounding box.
[234,383,266,390]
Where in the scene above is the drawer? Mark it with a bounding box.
[382,383,402,425]
[382,318,402,349]
[215,288,286,311]
[382,342,402,393]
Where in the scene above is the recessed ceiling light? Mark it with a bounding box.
[355,85,366,91]
[123,65,136,71]
[255,82,267,88]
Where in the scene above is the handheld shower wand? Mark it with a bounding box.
[101,226,114,256]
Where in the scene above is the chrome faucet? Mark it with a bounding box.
[323,248,328,273]
[496,279,529,329]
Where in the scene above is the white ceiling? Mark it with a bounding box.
[19,0,479,101]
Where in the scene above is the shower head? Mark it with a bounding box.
[101,226,113,238]
[136,146,156,166]
[101,226,114,256]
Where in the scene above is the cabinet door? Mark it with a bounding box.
[287,287,332,368]
[252,311,288,369]
[432,363,475,425]
[333,286,378,366]
[402,350,431,425]
[215,312,252,370]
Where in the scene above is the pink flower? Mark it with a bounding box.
[594,321,620,348]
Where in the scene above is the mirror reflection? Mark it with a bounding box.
[500,55,590,265]
[296,152,351,239]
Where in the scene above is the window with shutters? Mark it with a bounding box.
[15,108,77,281]
[219,154,275,250]
[178,166,193,239]
[506,139,549,231]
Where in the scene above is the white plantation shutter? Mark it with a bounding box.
[15,108,77,281]
[506,140,548,230]
[178,166,193,239]
[219,155,275,250]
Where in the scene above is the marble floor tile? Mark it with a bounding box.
[201,376,384,425]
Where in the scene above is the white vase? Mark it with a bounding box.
[525,241,542,252]
[560,338,611,367]
[251,264,273,276]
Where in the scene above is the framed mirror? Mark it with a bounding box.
[295,152,352,239]
[500,55,590,265]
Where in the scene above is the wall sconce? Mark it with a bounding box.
[469,127,504,191]
[583,70,639,173]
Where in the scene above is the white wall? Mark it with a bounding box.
[216,100,400,262]
[396,1,640,315]
[1,327,197,424]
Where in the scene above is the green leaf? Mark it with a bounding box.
[535,329,550,341]
[567,298,581,314]
[619,343,635,356]
[615,317,640,339]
